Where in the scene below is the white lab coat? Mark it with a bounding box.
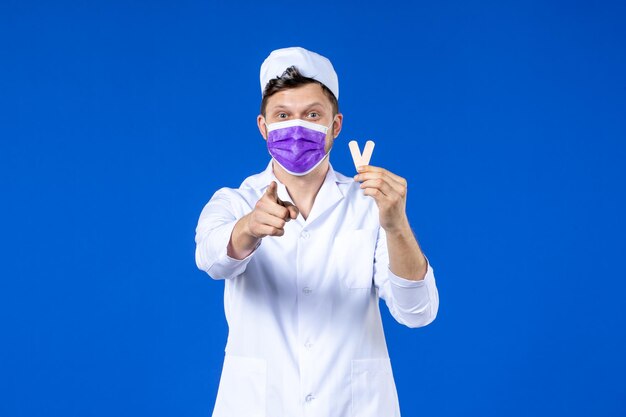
[195,160,439,417]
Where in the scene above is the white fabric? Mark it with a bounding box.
[195,160,439,417]
[266,118,332,134]
[260,46,340,100]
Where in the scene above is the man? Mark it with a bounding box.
[195,46,439,417]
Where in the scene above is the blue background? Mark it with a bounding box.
[1,1,625,416]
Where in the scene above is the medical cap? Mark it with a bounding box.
[260,46,339,100]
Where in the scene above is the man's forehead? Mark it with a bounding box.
[265,85,333,110]
[269,101,327,110]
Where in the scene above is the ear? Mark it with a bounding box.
[257,114,268,140]
[332,113,344,138]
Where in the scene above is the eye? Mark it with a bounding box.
[307,112,320,119]
[277,112,288,119]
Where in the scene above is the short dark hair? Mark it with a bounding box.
[260,66,339,117]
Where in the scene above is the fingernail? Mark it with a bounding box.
[353,175,359,181]
[357,166,364,172]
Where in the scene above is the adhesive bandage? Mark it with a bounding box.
[348,140,375,169]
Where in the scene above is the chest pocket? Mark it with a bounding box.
[333,228,378,290]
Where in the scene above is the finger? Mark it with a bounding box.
[355,172,406,194]
[256,210,287,230]
[282,201,299,220]
[357,165,407,186]
[362,187,384,202]
[255,224,285,237]
[259,199,290,220]
[265,181,278,201]
[276,197,299,220]
[359,178,396,197]
[357,169,406,189]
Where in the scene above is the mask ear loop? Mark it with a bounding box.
[262,117,270,139]
[328,116,338,138]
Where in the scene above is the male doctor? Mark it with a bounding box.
[195,47,439,417]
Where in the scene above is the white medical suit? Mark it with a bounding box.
[195,160,439,417]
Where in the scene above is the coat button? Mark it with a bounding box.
[300,230,310,239]
[305,394,315,403]
[302,287,312,295]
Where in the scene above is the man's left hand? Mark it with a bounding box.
[354,165,410,234]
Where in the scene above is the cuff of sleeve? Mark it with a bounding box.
[388,256,435,309]
[207,220,261,279]
[224,239,261,263]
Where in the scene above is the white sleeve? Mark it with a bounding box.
[194,188,260,280]
[373,227,439,328]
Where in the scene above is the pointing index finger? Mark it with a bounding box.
[265,181,278,198]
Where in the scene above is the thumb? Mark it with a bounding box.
[282,201,300,220]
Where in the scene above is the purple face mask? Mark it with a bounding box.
[265,119,334,176]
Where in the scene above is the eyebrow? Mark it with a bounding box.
[270,102,326,111]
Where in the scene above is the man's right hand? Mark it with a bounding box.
[246,181,299,238]
[228,181,299,259]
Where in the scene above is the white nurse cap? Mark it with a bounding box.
[260,46,339,100]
